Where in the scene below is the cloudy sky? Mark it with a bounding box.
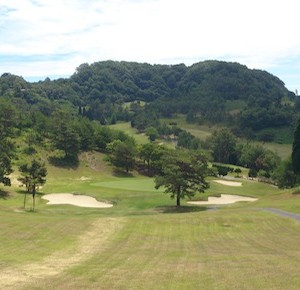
[1,0,300,91]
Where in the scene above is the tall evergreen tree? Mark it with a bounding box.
[0,138,14,186]
[108,140,136,173]
[51,109,80,160]
[0,99,16,186]
[292,119,300,174]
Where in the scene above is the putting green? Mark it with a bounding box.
[91,178,163,192]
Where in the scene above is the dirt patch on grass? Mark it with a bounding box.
[79,152,109,172]
[0,217,125,289]
[8,173,22,187]
[79,176,91,181]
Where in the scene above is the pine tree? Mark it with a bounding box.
[292,119,300,174]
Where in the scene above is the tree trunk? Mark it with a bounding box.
[176,195,181,206]
[23,192,27,209]
[32,186,36,211]
[147,160,150,173]
[176,187,181,206]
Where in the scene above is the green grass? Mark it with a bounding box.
[91,177,161,192]
[257,126,294,144]
[0,210,92,266]
[0,154,299,289]
[123,100,147,109]
[109,118,292,160]
[261,142,292,160]
[109,122,149,144]
[225,99,246,111]
[7,210,300,290]
[161,115,293,159]
[161,115,216,141]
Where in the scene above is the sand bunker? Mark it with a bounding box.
[187,194,257,205]
[213,180,242,186]
[42,193,113,208]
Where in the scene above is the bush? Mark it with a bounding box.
[257,132,275,142]
[272,159,299,188]
[248,168,257,179]
[212,164,233,176]
[234,168,242,177]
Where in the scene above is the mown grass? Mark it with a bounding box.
[109,122,149,144]
[260,142,292,160]
[0,210,92,266]
[0,152,299,289]
[161,115,215,141]
[20,209,300,290]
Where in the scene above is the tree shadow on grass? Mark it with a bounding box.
[16,190,44,212]
[113,168,134,178]
[16,189,43,196]
[0,190,10,199]
[155,205,214,214]
[48,155,79,169]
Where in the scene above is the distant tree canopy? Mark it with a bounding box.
[51,109,81,160]
[238,143,280,174]
[107,140,137,173]
[0,60,297,189]
[0,60,297,139]
[1,59,299,194]
[139,143,167,174]
[207,128,238,164]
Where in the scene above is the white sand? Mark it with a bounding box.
[187,194,257,205]
[42,193,113,208]
[213,180,242,186]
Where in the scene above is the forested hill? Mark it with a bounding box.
[0,60,299,139]
[71,60,291,103]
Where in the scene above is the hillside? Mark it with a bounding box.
[1,148,300,289]
[0,60,298,142]
[1,61,300,289]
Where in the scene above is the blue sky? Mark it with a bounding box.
[1,0,300,92]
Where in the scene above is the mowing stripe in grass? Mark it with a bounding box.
[28,210,300,289]
[0,217,125,289]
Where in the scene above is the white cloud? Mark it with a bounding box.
[1,0,300,89]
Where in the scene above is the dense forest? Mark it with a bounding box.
[1,60,298,141]
[1,60,300,189]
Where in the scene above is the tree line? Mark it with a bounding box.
[1,91,300,207]
[1,60,298,142]
[1,60,300,208]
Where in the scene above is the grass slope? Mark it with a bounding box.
[42,210,300,290]
[162,115,293,159]
[0,152,299,289]
[109,122,149,144]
